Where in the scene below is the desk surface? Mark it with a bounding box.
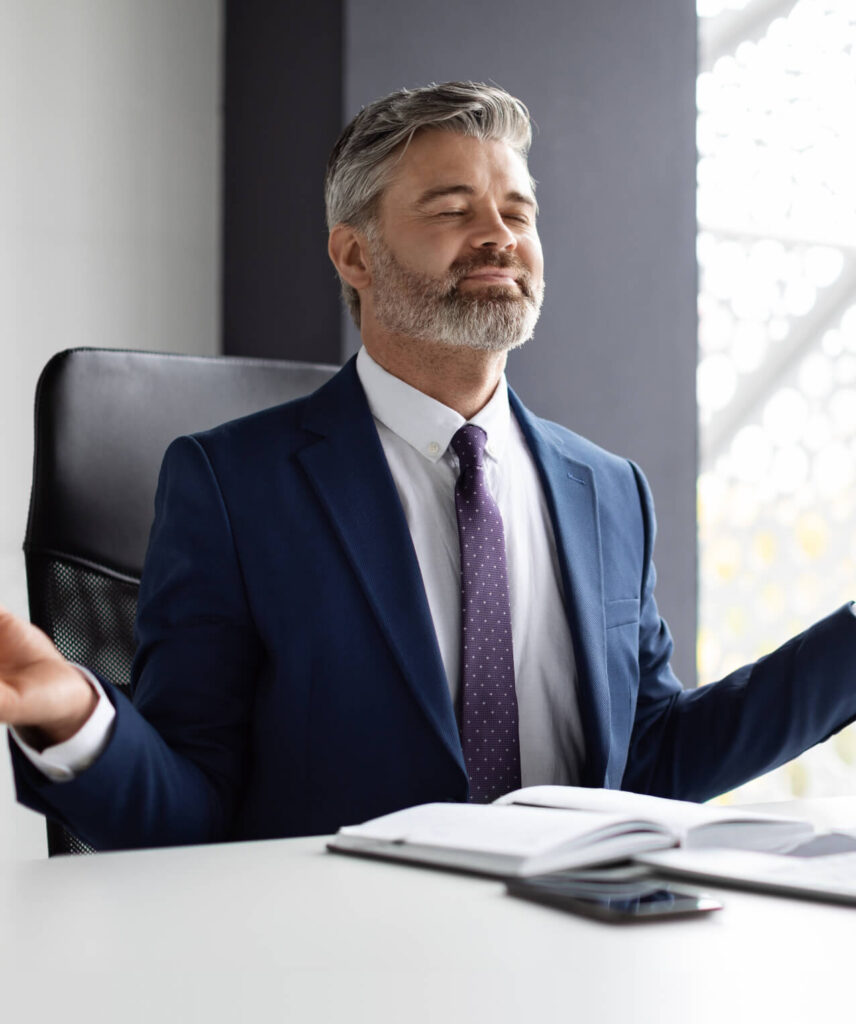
[3,801,856,1024]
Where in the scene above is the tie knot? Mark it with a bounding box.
[451,424,488,472]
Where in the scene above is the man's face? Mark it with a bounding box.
[364,130,545,352]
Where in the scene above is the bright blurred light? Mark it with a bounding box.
[834,355,856,385]
[813,442,853,497]
[697,470,727,526]
[698,0,856,801]
[698,354,737,410]
[727,482,760,527]
[770,444,809,494]
[840,304,856,342]
[822,329,844,356]
[731,321,767,373]
[782,279,816,317]
[804,246,843,287]
[798,353,833,398]
[763,388,809,441]
[730,424,772,481]
[829,389,856,433]
[768,317,789,341]
[698,1,856,244]
[803,412,832,451]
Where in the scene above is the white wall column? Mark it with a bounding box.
[0,0,223,861]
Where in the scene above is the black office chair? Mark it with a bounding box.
[24,348,339,855]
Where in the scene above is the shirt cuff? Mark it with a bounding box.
[10,667,116,782]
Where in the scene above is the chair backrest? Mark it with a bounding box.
[24,348,339,854]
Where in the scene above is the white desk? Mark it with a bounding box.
[3,802,856,1024]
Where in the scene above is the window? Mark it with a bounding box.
[697,0,856,801]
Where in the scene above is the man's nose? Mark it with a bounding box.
[468,207,517,250]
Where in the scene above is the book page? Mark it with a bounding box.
[496,785,809,838]
[337,802,669,857]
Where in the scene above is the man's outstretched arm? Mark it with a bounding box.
[6,435,260,850]
[622,461,856,802]
[0,608,99,751]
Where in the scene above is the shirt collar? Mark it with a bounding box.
[356,346,511,464]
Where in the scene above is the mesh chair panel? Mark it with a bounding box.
[45,820,97,857]
[28,555,138,692]
[26,554,139,856]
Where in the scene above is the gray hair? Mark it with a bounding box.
[325,81,535,327]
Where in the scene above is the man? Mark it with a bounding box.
[2,82,856,850]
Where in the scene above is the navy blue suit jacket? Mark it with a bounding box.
[12,358,856,849]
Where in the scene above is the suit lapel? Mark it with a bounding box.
[296,360,465,775]
[509,391,611,787]
[294,362,611,788]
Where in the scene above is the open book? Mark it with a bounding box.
[327,785,814,878]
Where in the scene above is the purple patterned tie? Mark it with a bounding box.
[451,424,521,803]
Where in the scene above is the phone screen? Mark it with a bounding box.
[506,868,723,923]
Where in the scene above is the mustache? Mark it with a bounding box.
[448,252,535,297]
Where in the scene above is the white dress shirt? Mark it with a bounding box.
[355,347,585,785]
[15,347,591,785]
[13,669,115,780]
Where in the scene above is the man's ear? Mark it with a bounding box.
[328,224,372,290]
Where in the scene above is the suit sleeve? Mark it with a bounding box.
[621,461,856,802]
[10,435,261,849]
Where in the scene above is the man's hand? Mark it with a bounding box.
[0,606,98,750]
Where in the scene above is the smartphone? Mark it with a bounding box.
[506,869,723,923]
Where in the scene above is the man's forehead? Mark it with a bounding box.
[383,130,534,202]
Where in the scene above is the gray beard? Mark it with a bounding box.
[367,232,545,352]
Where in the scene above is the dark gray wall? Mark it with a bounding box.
[223,0,698,685]
[344,1,698,684]
[223,0,342,362]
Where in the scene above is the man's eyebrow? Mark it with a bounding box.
[414,184,474,208]
[506,190,537,210]
[414,185,538,212]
